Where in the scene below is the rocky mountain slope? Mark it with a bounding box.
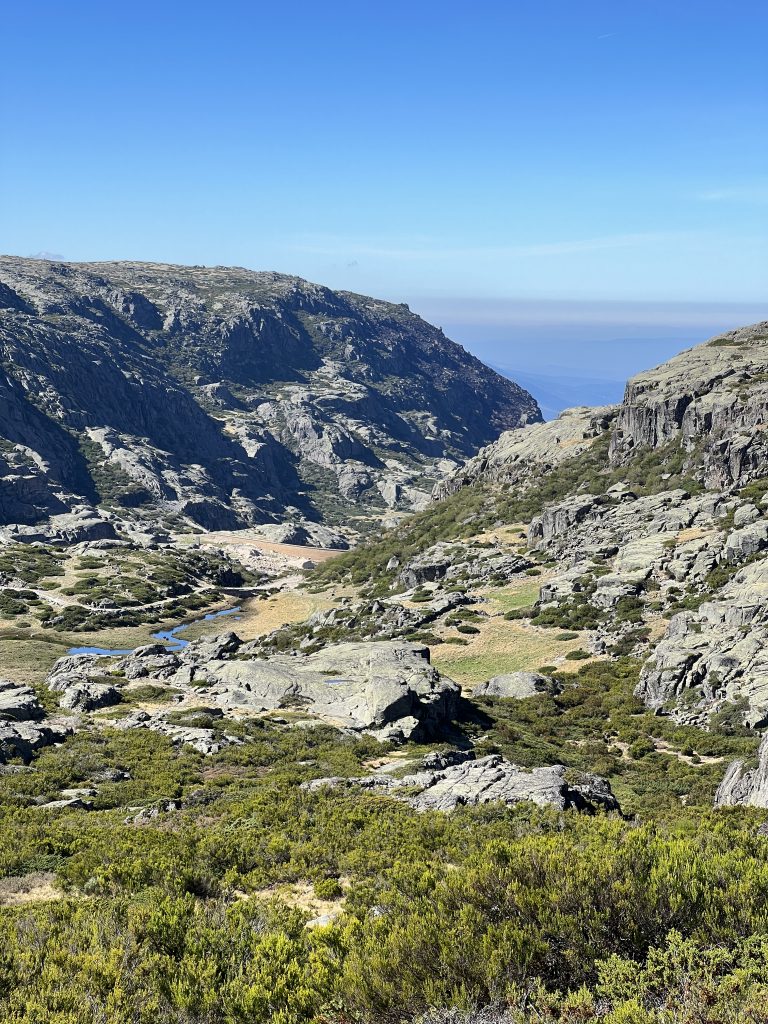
[304,320,768,806]
[5,317,768,1024]
[0,257,539,539]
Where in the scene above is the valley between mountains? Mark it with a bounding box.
[2,260,768,1022]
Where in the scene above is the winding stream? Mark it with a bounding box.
[67,605,243,657]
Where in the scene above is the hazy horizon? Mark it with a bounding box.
[406,296,767,416]
[2,1,765,415]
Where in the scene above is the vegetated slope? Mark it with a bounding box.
[0,257,540,536]
[313,321,768,741]
[6,323,768,1023]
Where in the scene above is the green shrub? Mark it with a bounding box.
[629,738,656,759]
[313,877,343,900]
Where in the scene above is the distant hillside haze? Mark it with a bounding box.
[501,369,624,421]
[412,298,768,418]
[0,257,540,535]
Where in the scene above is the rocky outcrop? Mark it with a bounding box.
[0,509,117,546]
[46,637,463,744]
[0,678,76,762]
[47,654,123,712]
[473,672,558,699]
[0,680,44,721]
[397,541,532,592]
[303,752,619,813]
[0,257,540,534]
[196,641,460,741]
[255,591,475,653]
[111,711,241,755]
[58,681,122,713]
[434,405,615,501]
[636,558,768,727]
[610,321,768,489]
[715,732,768,807]
[0,717,76,763]
[528,489,726,568]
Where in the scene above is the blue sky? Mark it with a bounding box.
[1,1,766,409]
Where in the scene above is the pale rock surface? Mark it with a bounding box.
[716,732,768,807]
[303,752,619,813]
[473,672,557,699]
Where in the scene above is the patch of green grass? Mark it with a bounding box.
[485,581,541,612]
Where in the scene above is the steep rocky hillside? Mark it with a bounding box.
[308,320,768,806]
[7,320,768,1024]
[0,257,540,538]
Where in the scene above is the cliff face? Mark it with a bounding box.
[0,257,540,533]
[609,321,768,489]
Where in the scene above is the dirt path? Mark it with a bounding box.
[24,582,230,616]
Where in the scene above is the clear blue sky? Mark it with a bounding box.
[1,1,766,404]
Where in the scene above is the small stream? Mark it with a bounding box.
[67,605,243,657]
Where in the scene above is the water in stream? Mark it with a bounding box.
[68,606,242,656]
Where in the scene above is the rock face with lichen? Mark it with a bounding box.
[45,636,463,745]
[302,751,620,813]
[0,257,540,535]
[715,733,768,808]
[609,322,768,489]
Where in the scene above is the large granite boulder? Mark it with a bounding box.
[59,681,122,713]
[196,641,461,741]
[0,680,44,721]
[473,672,558,699]
[715,733,768,808]
[0,718,77,763]
[47,653,123,712]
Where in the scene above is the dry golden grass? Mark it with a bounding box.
[181,589,335,643]
[470,523,528,545]
[479,579,543,613]
[675,527,717,545]
[0,872,63,906]
[646,616,671,643]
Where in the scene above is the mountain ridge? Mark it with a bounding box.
[0,256,540,540]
